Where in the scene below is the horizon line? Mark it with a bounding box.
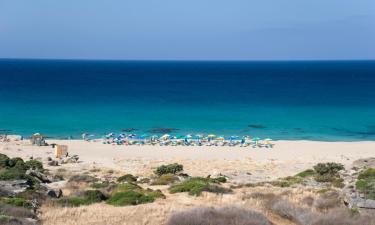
[1,57,375,62]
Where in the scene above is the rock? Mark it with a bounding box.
[26,169,51,183]
[47,160,59,166]
[177,172,189,178]
[47,157,52,161]
[357,199,375,209]
[60,155,79,164]
[46,189,62,198]
[0,180,29,197]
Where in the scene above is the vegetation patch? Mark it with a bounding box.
[169,177,230,196]
[57,190,106,207]
[355,168,375,200]
[117,174,137,183]
[295,169,315,178]
[311,162,345,188]
[151,174,179,185]
[155,163,183,176]
[106,191,154,206]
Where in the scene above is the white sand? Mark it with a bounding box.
[1,140,374,183]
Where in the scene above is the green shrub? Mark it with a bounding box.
[109,183,165,201]
[7,158,24,168]
[211,176,227,183]
[106,191,154,206]
[84,190,107,202]
[0,168,27,180]
[313,163,344,176]
[169,177,210,196]
[0,154,10,168]
[111,183,143,194]
[295,169,315,178]
[155,163,183,176]
[117,174,137,183]
[151,174,179,185]
[356,168,375,200]
[57,190,106,207]
[1,198,33,209]
[25,160,43,171]
[143,189,165,199]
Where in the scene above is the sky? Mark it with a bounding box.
[0,0,374,60]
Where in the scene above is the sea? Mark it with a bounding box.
[1,59,375,141]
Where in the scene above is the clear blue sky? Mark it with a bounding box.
[0,0,374,60]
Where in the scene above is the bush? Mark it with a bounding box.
[84,190,107,202]
[0,168,39,187]
[166,206,271,225]
[296,169,315,178]
[0,154,10,168]
[57,190,106,207]
[211,176,227,183]
[111,183,143,194]
[151,174,179,185]
[169,177,209,196]
[169,177,230,196]
[313,163,344,176]
[106,191,154,206]
[117,174,137,183]
[7,157,24,168]
[24,160,43,171]
[356,168,375,199]
[155,163,183,176]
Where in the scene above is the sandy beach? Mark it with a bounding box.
[1,140,374,183]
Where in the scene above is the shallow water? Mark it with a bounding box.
[1,59,375,140]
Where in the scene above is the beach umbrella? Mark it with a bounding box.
[207,134,216,138]
[160,134,170,140]
[217,136,225,141]
[33,133,41,136]
[185,134,192,139]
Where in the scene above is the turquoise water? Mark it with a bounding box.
[1,59,375,140]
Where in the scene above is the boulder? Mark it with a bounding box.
[47,160,59,166]
[357,199,375,209]
[46,189,62,198]
[26,169,51,183]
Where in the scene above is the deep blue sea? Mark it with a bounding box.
[1,59,375,140]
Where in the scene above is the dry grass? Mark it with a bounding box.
[166,206,271,225]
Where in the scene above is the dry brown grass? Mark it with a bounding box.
[166,206,271,225]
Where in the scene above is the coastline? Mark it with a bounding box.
[1,139,374,183]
